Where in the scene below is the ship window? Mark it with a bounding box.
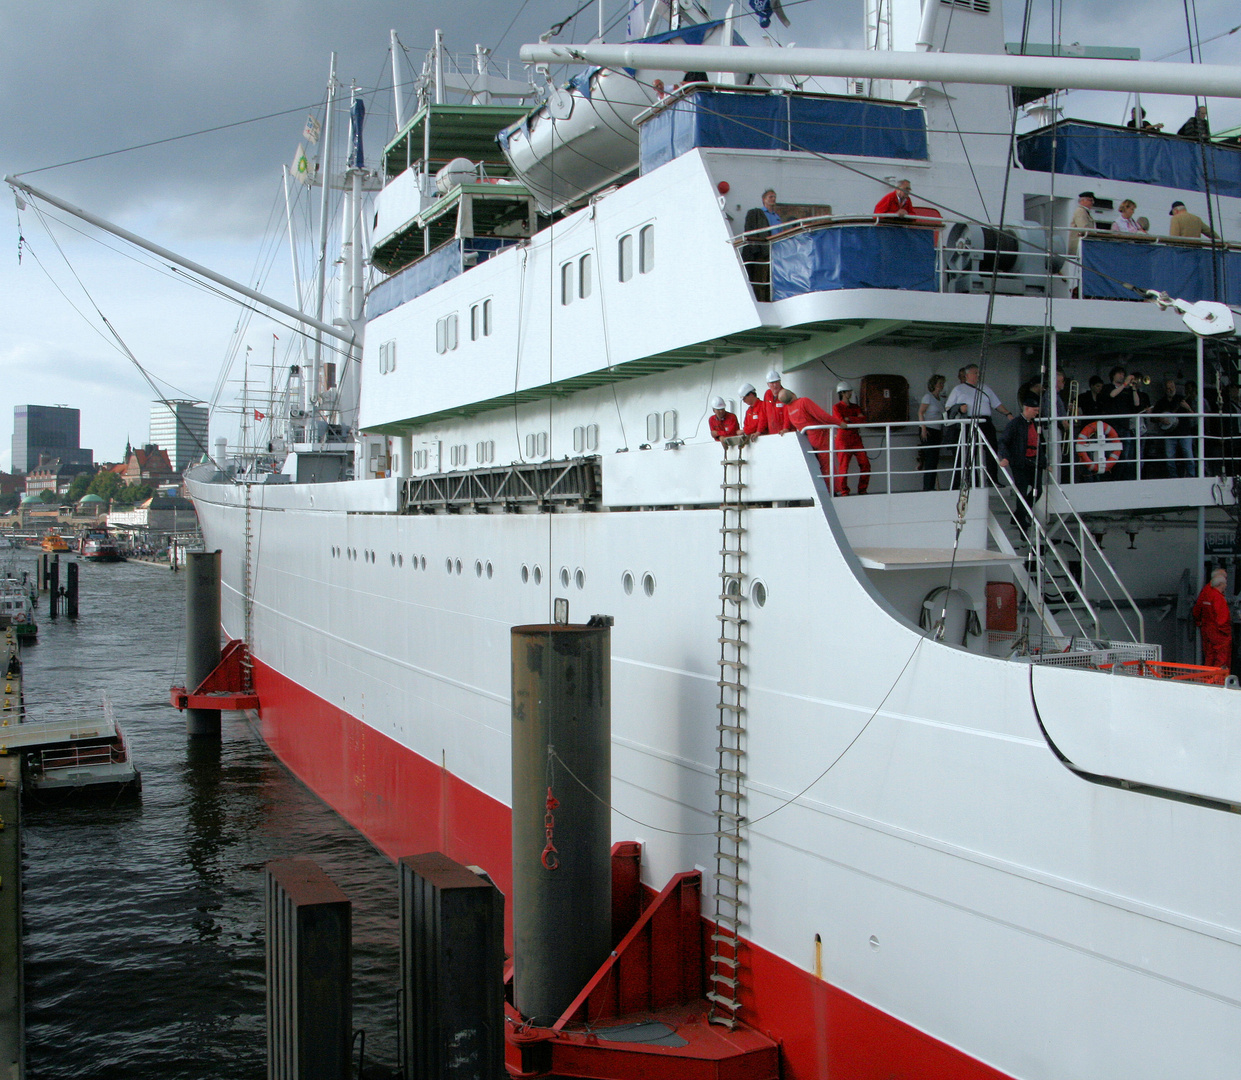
[575,568,585,590]
[586,424,599,451]
[663,410,677,439]
[639,224,655,273]
[533,565,543,585]
[522,564,530,583]
[642,572,656,597]
[561,261,574,305]
[751,580,768,607]
[436,318,446,354]
[483,298,492,335]
[579,253,592,298]
[525,433,535,457]
[486,561,493,579]
[573,426,584,453]
[618,234,633,282]
[470,303,481,340]
[476,560,483,578]
[560,566,570,588]
[379,340,396,373]
[446,557,453,574]
[536,432,548,457]
[622,571,634,595]
[446,313,458,350]
[646,413,660,442]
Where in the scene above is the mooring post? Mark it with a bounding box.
[510,620,613,1026]
[265,859,352,1080]
[47,557,59,619]
[399,852,505,1080]
[65,562,79,619]
[36,554,47,595]
[185,550,222,737]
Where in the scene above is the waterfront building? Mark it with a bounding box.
[23,458,87,497]
[10,405,92,476]
[149,400,208,474]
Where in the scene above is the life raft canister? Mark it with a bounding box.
[1076,421,1122,473]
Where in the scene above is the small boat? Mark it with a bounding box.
[0,579,36,642]
[40,532,70,553]
[78,532,124,562]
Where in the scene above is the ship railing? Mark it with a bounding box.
[401,456,602,512]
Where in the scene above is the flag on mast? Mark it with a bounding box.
[303,113,322,144]
[293,143,313,186]
[254,409,265,422]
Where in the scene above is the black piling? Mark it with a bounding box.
[65,562,78,620]
[184,551,221,737]
[265,859,352,1080]
[399,853,504,1080]
[36,555,47,595]
[47,558,59,619]
[510,621,612,1026]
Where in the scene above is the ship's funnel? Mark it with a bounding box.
[510,621,612,1025]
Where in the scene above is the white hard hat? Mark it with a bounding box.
[711,396,726,410]
[766,368,782,383]
[836,380,853,394]
[738,382,756,398]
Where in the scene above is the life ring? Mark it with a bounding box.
[1076,421,1122,473]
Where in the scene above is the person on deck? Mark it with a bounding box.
[709,397,740,441]
[777,388,839,480]
[831,381,871,496]
[742,189,782,301]
[1193,567,1232,672]
[944,364,1012,486]
[1178,104,1210,140]
[1112,199,1145,233]
[1067,191,1096,297]
[1126,107,1163,131]
[919,374,947,491]
[763,369,790,434]
[739,383,767,439]
[1168,201,1218,240]
[873,179,914,218]
[998,395,1044,531]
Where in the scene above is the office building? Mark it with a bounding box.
[11,405,93,475]
[149,400,209,473]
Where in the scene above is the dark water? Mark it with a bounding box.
[14,554,401,1078]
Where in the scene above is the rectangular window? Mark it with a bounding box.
[435,318,446,355]
[561,262,574,305]
[586,423,599,451]
[579,253,593,299]
[573,426,585,453]
[639,224,655,274]
[663,409,677,439]
[482,298,493,336]
[646,412,660,442]
[470,304,480,341]
[446,313,458,351]
[618,234,633,282]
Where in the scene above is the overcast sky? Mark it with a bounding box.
[2,0,1238,472]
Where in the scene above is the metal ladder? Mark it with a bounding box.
[241,482,255,694]
[708,438,747,1028]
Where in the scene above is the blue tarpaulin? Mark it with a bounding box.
[367,241,462,319]
[1018,122,1241,200]
[771,226,937,299]
[640,92,927,174]
[1081,237,1241,305]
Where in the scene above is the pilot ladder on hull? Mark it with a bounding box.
[710,438,748,1028]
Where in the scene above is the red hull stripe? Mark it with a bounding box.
[252,659,1013,1080]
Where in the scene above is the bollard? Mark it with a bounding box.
[510,621,612,1026]
[185,550,222,737]
[265,859,352,1080]
[399,853,504,1080]
[48,557,59,619]
[65,562,79,619]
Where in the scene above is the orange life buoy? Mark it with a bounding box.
[1076,421,1122,473]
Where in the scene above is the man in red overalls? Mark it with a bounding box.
[709,396,740,441]
[763,368,790,434]
[778,388,839,479]
[831,381,871,496]
[740,383,767,438]
[1193,567,1233,671]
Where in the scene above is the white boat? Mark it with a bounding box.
[12,1,1241,1075]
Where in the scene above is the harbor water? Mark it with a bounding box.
[14,553,401,1078]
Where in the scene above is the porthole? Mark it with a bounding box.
[642,572,655,597]
[622,571,634,595]
[575,568,585,590]
[455,559,462,575]
[726,578,741,598]
[398,553,404,567]
[751,580,768,608]
[534,565,543,586]
[559,566,570,588]
[446,557,453,574]
[420,556,427,571]
[486,561,494,579]
[521,564,530,584]
[475,560,483,578]
[390,553,396,567]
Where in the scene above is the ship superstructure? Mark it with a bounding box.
[13,0,1241,1076]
